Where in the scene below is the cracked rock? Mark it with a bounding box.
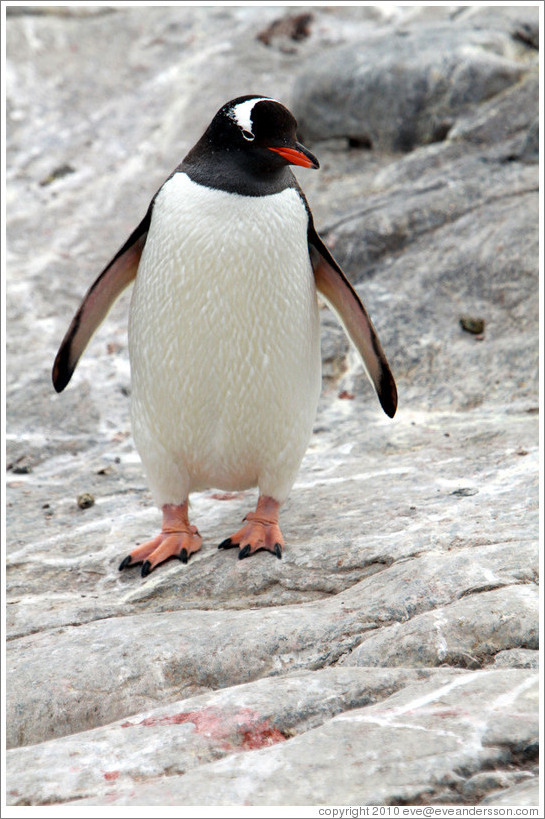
[5,4,539,808]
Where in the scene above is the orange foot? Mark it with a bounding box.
[119,503,202,577]
[218,495,283,560]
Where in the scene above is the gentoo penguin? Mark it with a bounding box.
[53,95,397,577]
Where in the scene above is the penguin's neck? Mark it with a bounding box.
[179,143,296,198]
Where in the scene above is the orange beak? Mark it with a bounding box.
[268,142,319,169]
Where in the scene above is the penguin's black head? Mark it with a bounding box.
[182,95,319,195]
[217,95,319,170]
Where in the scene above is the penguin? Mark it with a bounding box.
[52,95,397,577]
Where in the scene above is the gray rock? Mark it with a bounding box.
[481,778,541,807]
[514,118,539,164]
[459,5,540,50]
[323,160,538,412]
[5,4,539,808]
[462,769,539,803]
[492,648,539,670]
[292,12,537,151]
[26,670,538,807]
[5,666,448,805]
[6,512,539,749]
[448,71,538,149]
[340,585,538,669]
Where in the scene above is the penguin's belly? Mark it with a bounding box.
[128,173,321,503]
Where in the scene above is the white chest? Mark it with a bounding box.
[131,173,318,368]
[137,172,312,302]
[128,173,322,497]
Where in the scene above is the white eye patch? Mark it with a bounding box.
[227,96,278,139]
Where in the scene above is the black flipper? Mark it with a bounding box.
[52,204,153,393]
[308,221,397,418]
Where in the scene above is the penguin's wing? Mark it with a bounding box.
[309,224,398,418]
[52,205,152,393]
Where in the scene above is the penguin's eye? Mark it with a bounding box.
[241,130,255,142]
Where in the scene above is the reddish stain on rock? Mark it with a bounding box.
[433,708,467,718]
[122,706,286,752]
[103,770,120,781]
[239,721,286,751]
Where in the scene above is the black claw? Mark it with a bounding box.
[119,555,132,571]
[238,544,252,560]
[179,548,188,564]
[218,537,233,550]
[141,560,152,578]
[274,543,282,560]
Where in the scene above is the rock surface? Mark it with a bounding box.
[6,668,538,807]
[5,4,540,809]
[293,15,532,151]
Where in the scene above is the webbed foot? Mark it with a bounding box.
[218,496,283,560]
[119,503,202,577]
